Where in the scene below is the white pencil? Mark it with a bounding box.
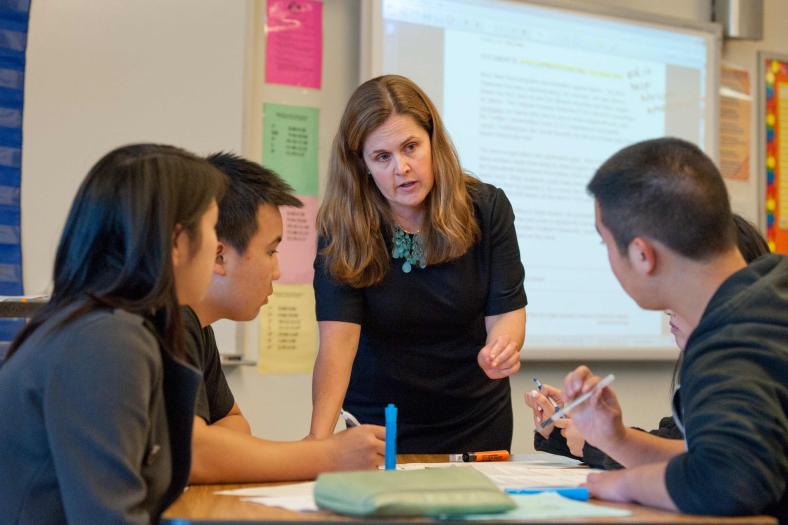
[538,374,615,429]
[339,408,361,428]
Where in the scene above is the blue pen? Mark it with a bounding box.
[385,403,397,470]
[505,486,589,501]
[532,376,563,415]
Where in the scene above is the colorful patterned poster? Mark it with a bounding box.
[265,0,322,89]
[277,195,317,285]
[764,57,788,254]
[262,103,319,196]
[258,283,317,373]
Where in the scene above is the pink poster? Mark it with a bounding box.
[277,195,318,284]
[265,0,322,89]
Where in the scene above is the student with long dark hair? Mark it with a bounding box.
[0,144,225,523]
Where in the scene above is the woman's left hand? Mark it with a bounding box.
[477,335,521,379]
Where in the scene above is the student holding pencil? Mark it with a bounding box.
[309,75,526,453]
[0,144,225,523]
[525,214,771,470]
[558,138,788,521]
[183,153,385,483]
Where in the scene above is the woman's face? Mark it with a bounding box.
[173,200,219,306]
[666,310,692,350]
[362,113,434,225]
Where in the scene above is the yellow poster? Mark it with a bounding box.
[258,283,317,374]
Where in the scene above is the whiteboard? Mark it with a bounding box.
[361,0,720,360]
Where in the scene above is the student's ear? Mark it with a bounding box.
[628,237,657,275]
[172,224,186,269]
[214,242,227,276]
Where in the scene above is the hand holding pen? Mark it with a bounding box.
[331,408,386,469]
[340,408,360,428]
[558,367,623,450]
[525,378,563,438]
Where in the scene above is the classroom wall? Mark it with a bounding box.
[22,0,248,295]
[21,0,788,454]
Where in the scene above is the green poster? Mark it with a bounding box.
[262,103,319,196]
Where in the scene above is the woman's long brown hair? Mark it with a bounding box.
[318,75,480,288]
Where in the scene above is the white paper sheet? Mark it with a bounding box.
[473,462,595,489]
[463,492,630,520]
[241,495,318,512]
[390,461,596,489]
[215,481,314,497]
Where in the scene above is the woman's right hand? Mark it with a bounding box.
[524,383,562,438]
[327,424,386,470]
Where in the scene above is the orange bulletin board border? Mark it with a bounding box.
[762,54,788,254]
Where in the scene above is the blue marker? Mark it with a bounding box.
[385,403,397,470]
[505,486,589,501]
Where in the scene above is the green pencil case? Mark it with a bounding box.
[314,467,516,517]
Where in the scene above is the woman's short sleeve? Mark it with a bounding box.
[313,237,365,324]
[484,186,527,315]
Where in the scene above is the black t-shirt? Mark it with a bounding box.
[314,182,527,453]
[182,306,235,423]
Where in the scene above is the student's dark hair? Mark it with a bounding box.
[669,213,770,393]
[588,137,736,260]
[206,152,302,254]
[7,144,226,359]
[733,214,770,263]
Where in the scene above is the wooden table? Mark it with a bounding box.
[162,455,776,524]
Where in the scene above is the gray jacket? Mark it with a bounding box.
[0,306,199,524]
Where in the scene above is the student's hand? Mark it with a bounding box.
[524,384,562,438]
[561,366,625,450]
[584,469,630,503]
[477,335,521,379]
[328,424,385,470]
[554,417,586,457]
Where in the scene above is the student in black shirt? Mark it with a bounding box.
[309,75,526,453]
[184,153,384,483]
[560,138,787,522]
[525,214,771,470]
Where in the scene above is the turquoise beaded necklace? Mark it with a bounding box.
[391,225,426,273]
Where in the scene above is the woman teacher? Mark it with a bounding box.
[310,75,526,453]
